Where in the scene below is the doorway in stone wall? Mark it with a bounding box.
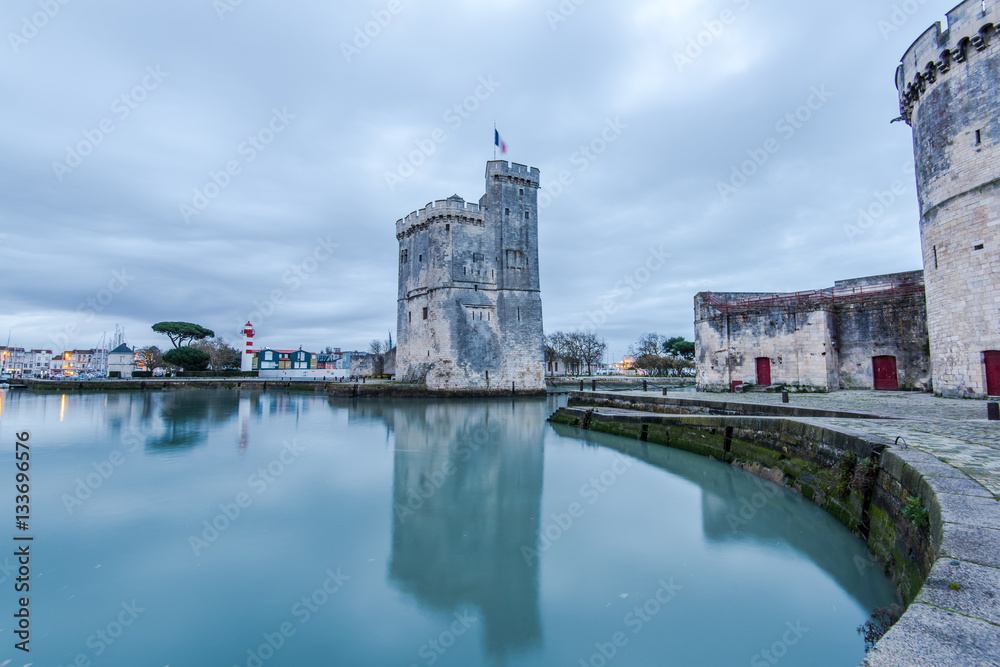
[873,356,899,391]
[985,351,1000,396]
[755,357,771,386]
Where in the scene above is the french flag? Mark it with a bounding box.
[494,129,507,154]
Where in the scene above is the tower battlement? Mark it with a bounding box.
[394,161,545,391]
[396,196,485,239]
[896,0,1000,398]
[486,160,540,186]
[897,0,997,123]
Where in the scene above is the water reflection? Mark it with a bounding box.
[352,399,547,662]
[550,422,899,612]
[145,390,241,451]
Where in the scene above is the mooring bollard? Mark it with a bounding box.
[989,402,999,421]
[592,379,597,391]
[662,387,667,396]
[512,381,515,394]
[643,380,648,392]
[782,391,790,404]
[580,380,584,391]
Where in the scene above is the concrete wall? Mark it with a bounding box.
[695,273,929,392]
[898,0,1000,396]
[395,162,545,391]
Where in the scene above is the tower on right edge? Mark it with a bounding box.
[897,0,1000,397]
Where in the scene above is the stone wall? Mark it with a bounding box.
[695,273,929,392]
[394,161,545,391]
[350,353,383,378]
[898,0,1000,397]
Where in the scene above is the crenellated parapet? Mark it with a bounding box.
[395,195,485,240]
[486,160,540,188]
[896,0,997,124]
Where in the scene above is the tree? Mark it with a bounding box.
[663,336,696,360]
[629,333,664,359]
[162,347,211,371]
[548,331,582,375]
[137,346,163,373]
[543,336,558,373]
[369,339,385,355]
[152,322,215,348]
[578,332,607,375]
[193,337,241,370]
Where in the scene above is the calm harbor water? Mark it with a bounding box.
[0,390,897,666]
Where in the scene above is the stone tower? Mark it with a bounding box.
[897,0,1000,397]
[394,161,545,391]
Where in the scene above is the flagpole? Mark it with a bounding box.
[493,121,497,160]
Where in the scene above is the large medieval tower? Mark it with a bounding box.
[897,0,1000,397]
[394,161,545,391]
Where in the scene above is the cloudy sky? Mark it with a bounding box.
[1,0,941,359]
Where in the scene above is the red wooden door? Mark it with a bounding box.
[986,351,1000,396]
[756,358,771,386]
[873,356,899,391]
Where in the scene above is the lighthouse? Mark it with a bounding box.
[241,321,255,372]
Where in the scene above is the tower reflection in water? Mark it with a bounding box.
[354,399,547,662]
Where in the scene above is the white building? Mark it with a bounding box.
[108,344,136,378]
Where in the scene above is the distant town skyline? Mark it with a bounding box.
[2,0,936,355]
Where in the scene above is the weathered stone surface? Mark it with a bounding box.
[394,162,545,391]
[917,559,1000,626]
[934,493,1000,531]
[694,272,930,392]
[898,0,1000,398]
[862,603,1000,667]
[941,524,1000,569]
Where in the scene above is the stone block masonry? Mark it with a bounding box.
[897,0,1000,397]
[694,272,930,392]
[394,161,545,391]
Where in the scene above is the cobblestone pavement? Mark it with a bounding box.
[609,389,1000,496]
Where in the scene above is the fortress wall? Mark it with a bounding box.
[898,0,1000,396]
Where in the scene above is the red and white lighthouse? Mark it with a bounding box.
[241,321,255,372]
